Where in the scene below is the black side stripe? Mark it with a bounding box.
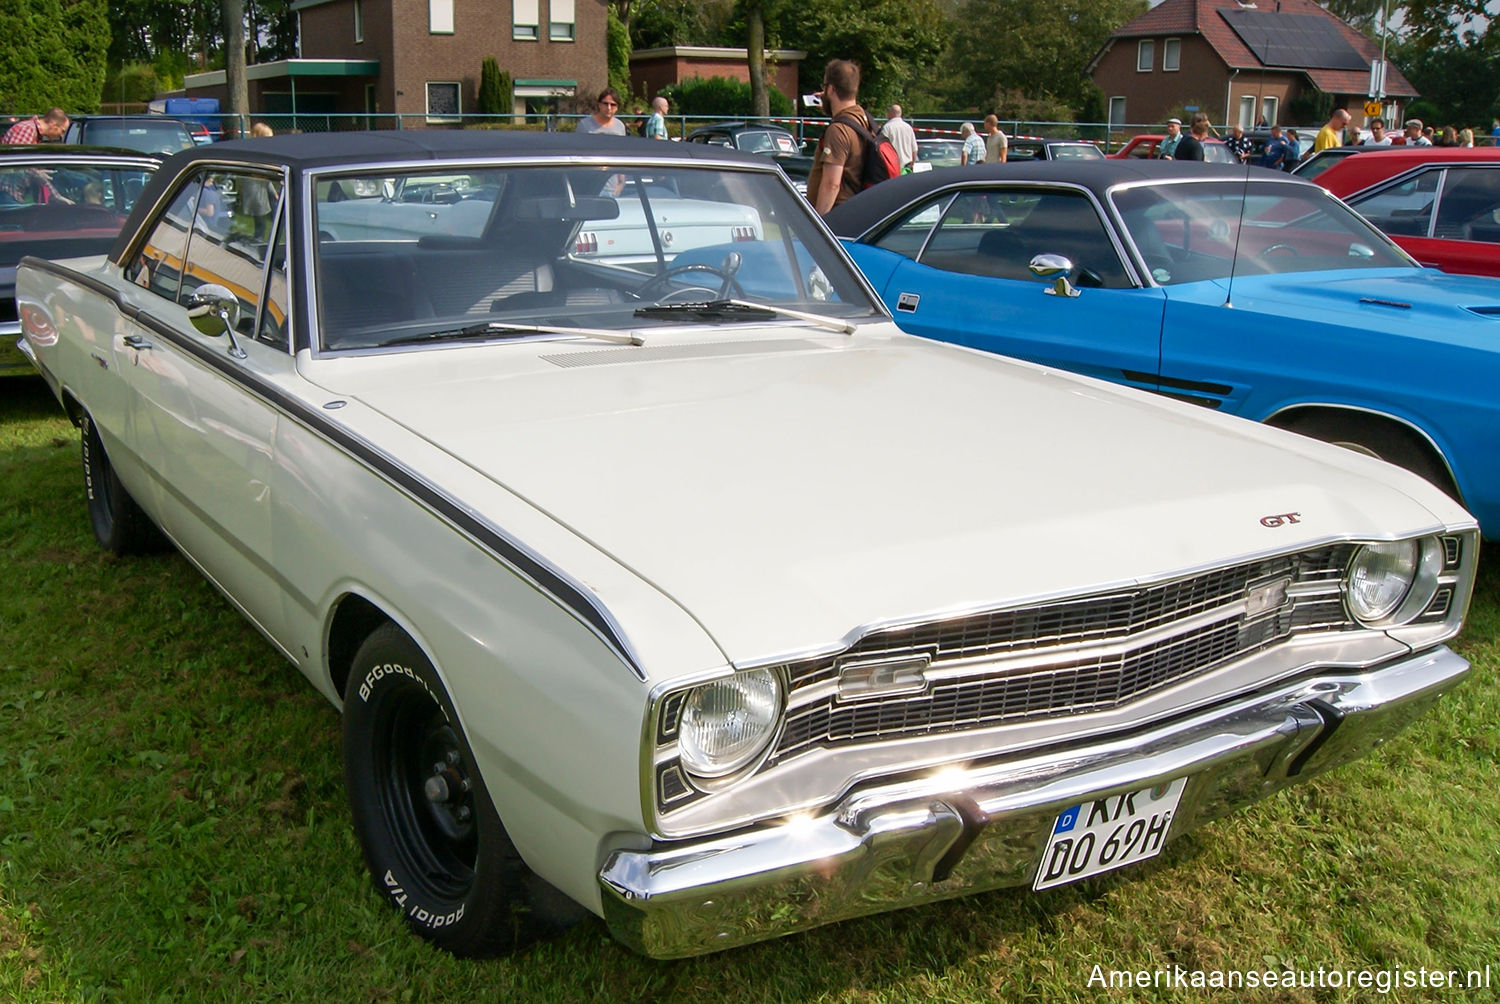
[22,256,647,680]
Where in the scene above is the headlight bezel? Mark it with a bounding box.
[1345,536,1445,627]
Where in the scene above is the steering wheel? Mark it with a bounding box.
[636,262,744,302]
[1260,243,1299,257]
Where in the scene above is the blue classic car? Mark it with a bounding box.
[827,161,1500,536]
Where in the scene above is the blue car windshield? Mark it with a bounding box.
[1111,180,1412,285]
[313,163,876,350]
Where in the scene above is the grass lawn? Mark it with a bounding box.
[2,377,1496,1003]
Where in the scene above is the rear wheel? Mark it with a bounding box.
[80,412,165,555]
[342,623,583,957]
[1278,412,1458,500]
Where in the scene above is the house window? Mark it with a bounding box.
[1163,38,1180,71]
[1261,97,1278,126]
[1109,96,1126,130]
[1239,96,1256,129]
[514,0,539,40]
[427,82,460,123]
[353,0,363,42]
[429,0,453,34]
[549,0,575,40]
[1137,40,1154,72]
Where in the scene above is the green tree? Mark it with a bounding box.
[607,3,633,99]
[629,0,736,48]
[0,0,111,112]
[780,0,948,112]
[1394,28,1500,129]
[946,0,1146,117]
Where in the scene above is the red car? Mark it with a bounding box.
[1314,147,1500,277]
[1108,133,1235,164]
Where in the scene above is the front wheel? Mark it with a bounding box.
[342,623,581,957]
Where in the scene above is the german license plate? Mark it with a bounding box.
[1033,778,1186,890]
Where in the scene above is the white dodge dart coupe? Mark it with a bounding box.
[15,131,1479,959]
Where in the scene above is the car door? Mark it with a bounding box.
[114,166,299,648]
[1351,164,1500,277]
[851,185,1167,391]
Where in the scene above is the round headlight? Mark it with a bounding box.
[678,669,782,778]
[1347,540,1420,623]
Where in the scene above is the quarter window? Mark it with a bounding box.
[178,171,284,338]
[1350,171,1441,239]
[125,181,200,301]
[1433,168,1500,242]
[1137,40,1154,72]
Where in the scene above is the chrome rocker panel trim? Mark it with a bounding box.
[599,645,1468,958]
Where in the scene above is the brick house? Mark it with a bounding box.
[1089,0,1417,130]
[629,47,806,108]
[184,0,610,125]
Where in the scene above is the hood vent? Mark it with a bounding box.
[1462,305,1500,319]
[542,339,825,368]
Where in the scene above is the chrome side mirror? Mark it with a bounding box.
[186,283,247,358]
[1029,253,1080,298]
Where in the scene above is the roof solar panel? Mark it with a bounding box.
[1221,11,1369,71]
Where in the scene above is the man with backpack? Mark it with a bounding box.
[808,59,893,215]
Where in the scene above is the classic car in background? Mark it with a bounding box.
[1312,147,1500,277]
[1109,133,1236,164]
[685,120,813,194]
[16,133,1479,960]
[0,145,158,376]
[1006,137,1105,161]
[827,161,1500,536]
[912,137,965,171]
[64,115,198,157]
[1290,145,1374,179]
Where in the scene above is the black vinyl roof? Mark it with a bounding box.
[823,160,1300,239]
[111,129,773,262]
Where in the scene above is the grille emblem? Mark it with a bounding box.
[836,653,931,702]
[1245,577,1291,620]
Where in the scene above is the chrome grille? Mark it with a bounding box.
[772,546,1355,761]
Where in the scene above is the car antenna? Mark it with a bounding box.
[1224,34,1271,310]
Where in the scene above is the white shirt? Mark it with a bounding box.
[880,116,917,169]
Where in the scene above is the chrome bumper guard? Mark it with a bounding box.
[599,647,1468,958]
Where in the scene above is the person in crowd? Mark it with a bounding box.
[644,96,669,140]
[806,58,874,215]
[1172,115,1209,161]
[3,107,68,144]
[1362,119,1392,146]
[1285,128,1302,162]
[1259,124,1293,170]
[880,104,917,171]
[1436,125,1459,147]
[1459,127,1475,148]
[1155,117,1184,159]
[250,121,274,138]
[1314,108,1351,153]
[1423,125,1436,143]
[959,121,984,166]
[1224,123,1253,163]
[982,114,1008,164]
[1403,118,1432,146]
[576,88,627,136]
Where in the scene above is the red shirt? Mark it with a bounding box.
[2,118,42,145]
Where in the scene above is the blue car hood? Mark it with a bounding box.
[1175,268,1500,343]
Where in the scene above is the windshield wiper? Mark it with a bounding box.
[384,321,644,347]
[634,298,857,334]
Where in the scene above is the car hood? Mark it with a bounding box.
[306,328,1463,668]
[1179,267,1500,340]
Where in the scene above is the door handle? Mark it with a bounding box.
[123,334,152,350]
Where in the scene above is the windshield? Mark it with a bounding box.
[313,162,878,351]
[0,162,155,267]
[1110,180,1411,285]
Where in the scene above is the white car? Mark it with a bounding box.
[15,131,1479,960]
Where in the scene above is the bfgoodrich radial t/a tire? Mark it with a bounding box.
[80,412,165,556]
[342,623,579,957]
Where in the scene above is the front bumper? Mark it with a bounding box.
[599,647,1468,958]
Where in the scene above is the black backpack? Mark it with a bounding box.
[833,112,901,189]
